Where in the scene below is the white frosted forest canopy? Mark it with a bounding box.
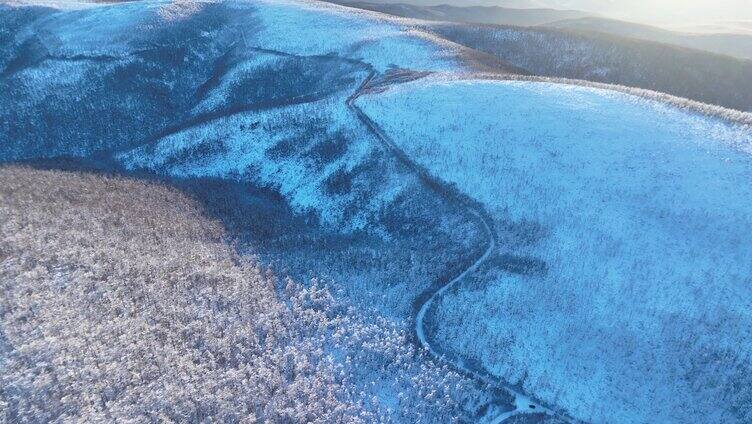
[1,0,752,423]
[357,78,752,423]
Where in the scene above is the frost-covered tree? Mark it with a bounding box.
[0,166,478,423]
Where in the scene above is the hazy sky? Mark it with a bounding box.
[558,0,752,25]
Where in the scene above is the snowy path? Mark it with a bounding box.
[114,38,567,419]
[347,71,567,423]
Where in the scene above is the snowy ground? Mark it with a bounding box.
[246,0,460,72]
[0,1,497,421]
[4,0,752,422]
[1,0,463,231]
[357,77,752,423]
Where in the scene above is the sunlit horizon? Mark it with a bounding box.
[555,0,752,27]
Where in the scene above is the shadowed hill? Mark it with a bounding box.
[0,1,503,421]
[427,21,752,111]
[331,1,752,111]
[329,0,592,26]
[544,16,752,60]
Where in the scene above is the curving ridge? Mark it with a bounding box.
[346,71,567,423]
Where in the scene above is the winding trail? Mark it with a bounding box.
[112,39,566,419]
[346,71,567,423]
[53,36,567,420]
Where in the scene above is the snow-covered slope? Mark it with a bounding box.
[0,2,494,422]
[356,77,752,423]
[3,0,752,422]
[0,0,461,231]
[247,0,459,72]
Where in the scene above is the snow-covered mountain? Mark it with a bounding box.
[544,16,752,60]
[358,76,752,423]
[2,0,752,423]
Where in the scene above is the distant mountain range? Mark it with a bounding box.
[676,21,752,36]
[331,0,752,111]
[546,17,752,60]
[334,1,752,61]
[343,0,752,27]
[330,1,591,26]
